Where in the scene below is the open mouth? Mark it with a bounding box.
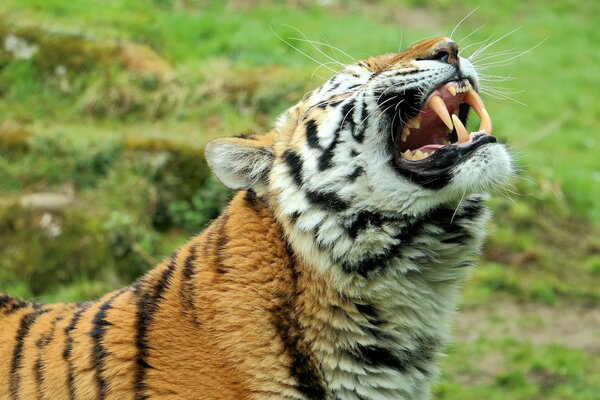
[393,79,493,162]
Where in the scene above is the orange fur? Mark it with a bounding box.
[0,192,330,399]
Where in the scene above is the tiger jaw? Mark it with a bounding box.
[394,79,493,163]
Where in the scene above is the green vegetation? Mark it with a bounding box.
[0,0,598,397]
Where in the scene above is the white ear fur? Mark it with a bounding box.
[204,138,274,192]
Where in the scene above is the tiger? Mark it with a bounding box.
[0,36,512,400]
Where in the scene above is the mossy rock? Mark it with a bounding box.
[0,22,117,74]
[0,18,171,77]
[0,203,112,295]
[0,120,32,155]
[78,73,183,119]
[0,199,162,295]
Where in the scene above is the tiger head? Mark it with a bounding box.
[206,37,512,278]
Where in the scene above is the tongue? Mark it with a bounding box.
[417,144,444,153]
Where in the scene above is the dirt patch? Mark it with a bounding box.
[454,300,600,354]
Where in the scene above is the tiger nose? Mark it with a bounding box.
[431,39,459,65]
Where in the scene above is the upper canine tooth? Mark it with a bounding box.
[448,86,457,96]
[428,95,453,131]
[464,90,493,134]
[452,114,470,143]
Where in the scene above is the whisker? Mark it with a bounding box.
[450,7,480,40]
[282,24,347,68]
[356,95,400,131]
[479,88,528,106]
[468,28,521,60]
[300,87,365,120]
[451,190,467,223]
[311,61,343,79]
[397,24,404,52]
[270,26,338,74]
[457,24,486,47]
[472,37,547,66]
[339,100,357,132]
[286,35,353,65]
[460,33,496,56]
[390,110,399,145]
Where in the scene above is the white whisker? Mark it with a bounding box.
[468,28,521,61]
[457,24,486,48]
[450,7,479,40]
[270,26,338,74]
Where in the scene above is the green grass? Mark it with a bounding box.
[1,0,599,398]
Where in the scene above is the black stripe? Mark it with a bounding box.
[36,313,65,348]
[289,211,301,225]
[355,303,380,322]
[10,309,50,400]
[282,148,350,212]
[34,311,65,399]
[134,254,178,400]
[0,294,12,308]
[343,204,478,275]
[352,99,368,143]
[282,150,304,187]
[353,344,407,373]
[353,336,441,376]
[345,210,391,239]
[63,303,91,400]
[233,133,257,140]
[243,189,263,214]
[91,290,126,400]
[271,253,326,399]
[305,190,350,212]
[214,214,229,275]
[180,244,199,314]
[318,99,356,171]
[34,356,44,400]
[2,298,29,316]
[348,166,364,182]
[202,225,216,259]
[305,119,321,149]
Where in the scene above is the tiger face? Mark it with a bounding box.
[206,36,512,279]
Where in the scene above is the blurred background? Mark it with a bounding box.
[0,0,598,398]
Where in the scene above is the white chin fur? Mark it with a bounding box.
[449,142,513,194]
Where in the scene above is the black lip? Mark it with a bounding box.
[393,134,497,189]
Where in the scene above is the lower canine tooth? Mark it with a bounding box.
[448,86,457,96]
[452,114,470,143]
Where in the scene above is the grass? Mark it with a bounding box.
[1,0,599,397]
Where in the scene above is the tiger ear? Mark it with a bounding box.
[204,133,275,193]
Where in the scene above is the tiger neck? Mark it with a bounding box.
[270,192,489,399]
